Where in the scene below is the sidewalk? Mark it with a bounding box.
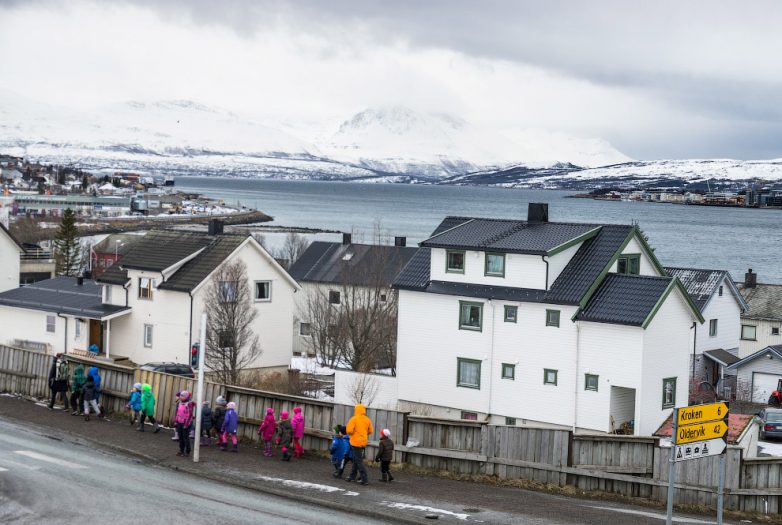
[0,394,745,524]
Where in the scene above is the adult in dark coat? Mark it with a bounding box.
[48,354,69,410]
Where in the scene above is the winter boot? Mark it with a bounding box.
[231,443,238,453]
[380,473,388,482]
[387,472,394,482]
[84,414,90,421]
[137,425,145,432]
[171,431,179,441]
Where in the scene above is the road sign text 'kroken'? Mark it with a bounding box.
[676,402,728,427]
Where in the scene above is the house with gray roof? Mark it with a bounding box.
[736,269,782,358]
[665,267,748,399]
[94,223,300,369]
[287,234,417,359]
[392,203,703,436]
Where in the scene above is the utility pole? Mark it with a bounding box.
[193,313,206,463]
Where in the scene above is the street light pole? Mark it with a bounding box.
[193,313,207,463]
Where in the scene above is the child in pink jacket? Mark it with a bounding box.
[257,407,276,457]
[292,406,305,458]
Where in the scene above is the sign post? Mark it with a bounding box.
[666,401,729,525]
[192,313,207,463]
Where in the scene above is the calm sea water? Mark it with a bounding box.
[177,177,782,283]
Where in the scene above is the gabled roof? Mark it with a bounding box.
[575,274,676,326]
[115,230,212,272]
[421,217,601,256]
[158,234,247,292]
[665,267,748,313]
[703,348,741,367]
[726,344,782,370]
[289,242,418,287]
[736,282,782,321]
[0,222,24,252]
[0,277,130,320]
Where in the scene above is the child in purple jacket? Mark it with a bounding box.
[221,401,239,453]
[292,406,305,458]
[257,407,276,457]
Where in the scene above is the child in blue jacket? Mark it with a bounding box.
[127,383,142,426]
[221,401,239,453]
[330,425,352,479]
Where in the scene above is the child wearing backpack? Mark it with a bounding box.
[127,383,142,426]
[220,401,239,453]
[212,396,227,447]
[375,428,395,482]
[330,425,352,478]
[276,410,293,461]
[175,391,195,456]
[81,375,100,421]
[258,408,276,457]
[137,383,161,433]
[200,400,213,446]
[292,406,305,458]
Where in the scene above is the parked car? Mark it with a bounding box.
[139,362,194,378]
[758,408,782,440]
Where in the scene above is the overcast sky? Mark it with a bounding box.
[1,0,781,159]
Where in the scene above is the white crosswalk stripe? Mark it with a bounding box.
[14,450,86,469]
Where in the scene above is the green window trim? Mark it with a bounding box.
[504,305,518,323]
[501,363,515,380]
[662,377,677,409]
[741,324,757,341]
[484,252,506,277]
[459,301,484,331]
[505,417,517,426]
[446,250,466,274]
[544,368,558,385]
[546,309,560,327]
[585,373,599,391]
[617,254,641,275]
[457,358,482,389]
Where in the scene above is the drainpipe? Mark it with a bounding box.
[541,255,550,289]
[487,299,496,422]
[573,319,580,432]
[188,292,194,350]
[57,313,68,355]
[691,321,697,382]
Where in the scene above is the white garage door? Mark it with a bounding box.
[752,372,782,403]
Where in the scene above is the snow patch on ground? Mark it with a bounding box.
[256,475,358,496]
[758,440,782,456]
[382,501,470,520]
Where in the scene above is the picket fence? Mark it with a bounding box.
[1,344,780,514]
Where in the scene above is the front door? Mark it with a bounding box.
[89,319,101,352]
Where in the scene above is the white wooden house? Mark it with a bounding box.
[0,222,22,292]
[393,203,703,436]
[737,270,782,357]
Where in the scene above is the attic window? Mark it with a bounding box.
[617,254,641,275]
[718,285,723,296]
[138,277,155,300]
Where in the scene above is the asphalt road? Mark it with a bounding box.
[0,418,390,525]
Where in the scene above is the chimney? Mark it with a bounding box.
[527,202,549,223]
[208,219,224,236]
[342,233,352,245]
[394,236,406,247]
[745,268,757,288]
[77,276,84,286]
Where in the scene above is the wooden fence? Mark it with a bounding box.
[1,344,780,513]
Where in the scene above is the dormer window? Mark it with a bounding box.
[485,253,505,277]
[617,254,640,275]
[446,250,465,273]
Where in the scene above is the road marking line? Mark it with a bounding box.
[584,505,715,524]
[0,467,7,472]
[0,458,41,471]
[14,450,86,469]
[256,475,358,496]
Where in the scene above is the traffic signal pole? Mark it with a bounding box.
[193,313,207,463]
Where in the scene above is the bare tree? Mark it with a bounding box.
[204,259,261,385]
[347,372,380,406]
[276,232,309,269]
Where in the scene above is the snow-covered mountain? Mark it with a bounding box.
[0,90,631,181]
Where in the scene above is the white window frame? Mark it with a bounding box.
[46,314,56,333]
[75,319,82,339]
[254,280,271,302]
[138,277,155,300]
[143,324,153,348]
[299,322,312,337]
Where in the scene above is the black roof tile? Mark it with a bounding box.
[665,267,726,311]
[289,242,418,287]
[158,235,246,292]
[576,274,673,326]
[116,231,213,272]
[0,277,129,320]
[392,248,431,290]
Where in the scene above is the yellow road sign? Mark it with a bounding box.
[675,420,728,445]
[677,402,729,426]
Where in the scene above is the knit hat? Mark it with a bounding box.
[339,425,347,435]
[203,400,210,405]
[227,401,236,410]
[266,407,275,415]
[382,429,391,437]
[280,410,289,419]
[179,390,190,401]
[133,383,142,391]
[293,406,302,414]
[215,396,227,406]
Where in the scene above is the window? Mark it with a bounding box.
[299,322,312,337]
[501,363,515,380]
[104,285,112,304]
[106,259,114,268]
[546,309,560,327]
[328,290,341,305]
[380,294,387,302]
[457,358,481,389]
[46,315,56,333]
[741,324,757,341]
[772,327,780,336]
[617,254,641,275]
[217,330,234,349]
[446,250,465,274]
[709,319,718,337]
[143,324,153,347]
[585,374,599,391]
[219,281,238,303]
[138,277,155,300]
[459,301,483,331]
[544,368,558,385]
[461,411,478,421]
[505,417,517,426]
[75,320,82,339]
[718,285,723,296]
[254,281,271,302]
[485,253,505,277]
[662,377,677,408]
[504,305,517,323]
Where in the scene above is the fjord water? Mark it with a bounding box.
[177,177,782,283]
